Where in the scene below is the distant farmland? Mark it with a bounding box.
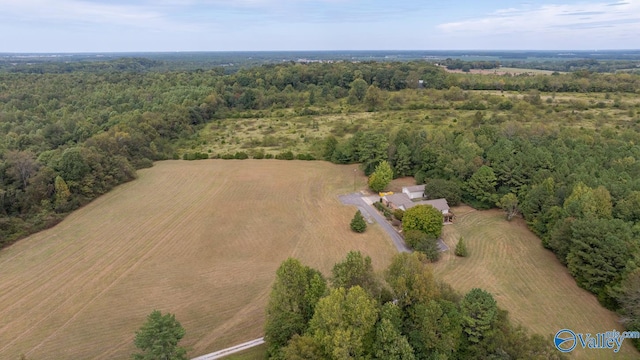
[433,206,639,360]
[0,160,396,359]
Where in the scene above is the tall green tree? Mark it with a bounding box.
[423,178,462,205]
[54,175,71,210]
[364,85,384,111]
[406,300,462,359]
[460,288,498,345]
[464,165,497,209]
[348,78,368,103]
[393,143,413,178]
[373,318,415,360]
[402,204,443,239]
[331,251,376,293]
[385,253,438,309]
[309,286,379,359]
[280,335,324,360]
[520,177,559,238]
[355,132,389,175]
[368,160,393,192]
[132,310,187,360]
[5,150,38,190]
[455,236,468,257]
[265,258,327,357]
[563,182,612,219]
[566,218,633,300]
[496,193,519,221]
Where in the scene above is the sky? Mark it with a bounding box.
[0,0,639,52]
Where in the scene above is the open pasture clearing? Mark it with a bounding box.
[186,89,640,158]
[433,206,638,359]
[0,160,395,359]
[443,66,557,75]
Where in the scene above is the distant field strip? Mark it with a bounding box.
[433,206,639,360]
[0,160,395,359]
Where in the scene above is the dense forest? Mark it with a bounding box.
[265,251,564,359]
[2,58,640,346]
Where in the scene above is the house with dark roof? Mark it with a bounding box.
[381,187,454,223]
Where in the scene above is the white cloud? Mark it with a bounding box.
[438,0,640,44]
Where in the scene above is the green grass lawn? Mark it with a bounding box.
[222,344,266,360]
[432,206,639,360]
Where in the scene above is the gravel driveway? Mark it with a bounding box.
[339,193,411,253]
[339,192,449,253]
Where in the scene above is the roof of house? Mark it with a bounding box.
[419,198,450,212]
[384,193,413,207]
[384,192,450,213]
[403,185,426,193]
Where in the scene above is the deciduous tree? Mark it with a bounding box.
[132,310,187,360]
[348,78,368,103]
[368,160,393,192]
[265,258,327,357]
[402,204,443,239]
[309,286,379,359]
[385,253,438,308]
[5,150,38,189]
[423,178,462,206]
[404,230,440,262]
[496,193,519,221]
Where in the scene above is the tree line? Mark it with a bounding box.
[320,118,640,347]
[265,251,564,359]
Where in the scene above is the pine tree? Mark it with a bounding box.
[350,210,367,233]
[455,236,468,257]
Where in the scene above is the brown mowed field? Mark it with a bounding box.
[0,160,396,360]
[433,206,639,360]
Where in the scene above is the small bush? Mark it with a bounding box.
[393,209,404,221]
[276,151,295,160]
[182,152,208,160]
[234,151,249,160]
[265,153,274,159]
[404,230,440,262]
[373,202,393,218]
[350,210,367,233]
[296,153,316,161]
[252,149,265,159]
[455,236,468,257]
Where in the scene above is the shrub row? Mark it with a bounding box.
[183,152,209,160]
[373,201,393,219]
[183,151,316,161]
